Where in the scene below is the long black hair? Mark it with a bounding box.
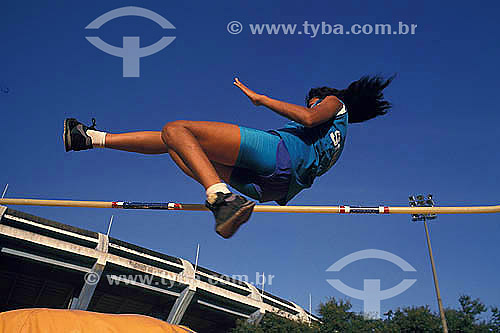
[306,75,395,123]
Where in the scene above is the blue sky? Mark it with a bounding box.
[1,0,499,318]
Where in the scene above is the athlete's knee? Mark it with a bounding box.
[161,120,188,146]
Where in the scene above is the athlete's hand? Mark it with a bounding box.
[233,78,263,106]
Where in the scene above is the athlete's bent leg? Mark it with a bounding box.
[168,148,233,184]
[161,120,255,238]
[161,120,241,189]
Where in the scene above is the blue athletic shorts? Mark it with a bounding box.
[229,126,292,205]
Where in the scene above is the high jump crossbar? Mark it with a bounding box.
[1,198,500,215]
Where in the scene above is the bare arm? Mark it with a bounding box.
[233,78,343,128]
[258,95,342,127]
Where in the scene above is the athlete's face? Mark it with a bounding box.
[308,97,320,108]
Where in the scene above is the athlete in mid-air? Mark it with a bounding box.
[63,76,393,238]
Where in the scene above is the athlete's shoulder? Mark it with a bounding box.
[319,95,346,115]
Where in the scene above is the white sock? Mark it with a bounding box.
[206,183,231,202]
[86,130,107,148]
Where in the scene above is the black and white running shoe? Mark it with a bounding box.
[205,192,256,239]
[63,118,96,152]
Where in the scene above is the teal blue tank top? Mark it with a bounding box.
[271,98,348,203]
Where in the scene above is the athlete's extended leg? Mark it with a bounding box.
[105,131,168,154]
[63,119,233,182]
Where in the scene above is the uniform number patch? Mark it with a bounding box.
[330,130,341,149]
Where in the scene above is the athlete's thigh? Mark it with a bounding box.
[176,120,241,166]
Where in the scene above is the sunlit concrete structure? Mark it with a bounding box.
[0,206,318,332]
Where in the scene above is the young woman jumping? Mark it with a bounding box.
[63,76,393,238]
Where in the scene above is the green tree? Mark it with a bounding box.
[232,312,320,333]
[385,306,441,332]
[490,306,500,333]
[232,295,499,333]
[317,297,389,332]
[445,295,490,332]
[317,297,356,332]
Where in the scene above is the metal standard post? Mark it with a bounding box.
[409,195,448,333]
[423,217,448,333]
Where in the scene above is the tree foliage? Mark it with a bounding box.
[232,295,499,333]
[232,312,319,333]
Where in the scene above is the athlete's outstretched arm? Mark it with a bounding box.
[233,78,342,127]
